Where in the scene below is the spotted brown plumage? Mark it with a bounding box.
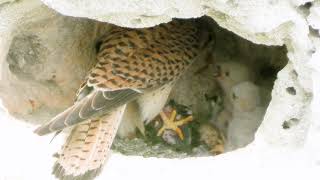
[34,18,214,180]
[89,20,201,91]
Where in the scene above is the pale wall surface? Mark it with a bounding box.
[1,0,320,179]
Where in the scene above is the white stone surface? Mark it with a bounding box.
[308,1,320,30]
[1,0,320,179]
[0,0,100,123]
[41,0,204,28]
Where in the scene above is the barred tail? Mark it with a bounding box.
[53,105,126,180]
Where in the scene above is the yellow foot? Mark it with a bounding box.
[157,108,193,140]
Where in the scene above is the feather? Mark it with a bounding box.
[53,105,126,180]
[34,89,139,135]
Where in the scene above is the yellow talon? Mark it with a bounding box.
[175,128,184,140]
[157,108,193,140]
[176,116,193,126]
[170,110,177,122]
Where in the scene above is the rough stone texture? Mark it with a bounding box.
[41,0,204,28]
[0,0,101,123]
[308,1,320,29]
[1,0,320,179]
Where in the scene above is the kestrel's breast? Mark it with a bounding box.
[88,19,202,91]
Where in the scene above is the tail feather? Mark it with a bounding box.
[34,89,139,136]
[53,105,126,180]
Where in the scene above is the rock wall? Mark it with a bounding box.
[0,0,319,176]
[0,1,101,123]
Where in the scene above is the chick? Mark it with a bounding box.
[229,81,261,112]
[213,61,252,94]
[226,81,265,151]
[214,108,232,134]
[211,61,253,134]
[199,122,225,155]
[213,61,253,111]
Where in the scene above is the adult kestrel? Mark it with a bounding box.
[34,18,214,180]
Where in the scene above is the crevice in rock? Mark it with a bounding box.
[298,1,313,17]
[0,1,318,179]
[282,118,300,130]
[1,11,291,157]
[112,16,289,156]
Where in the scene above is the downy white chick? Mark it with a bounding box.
[213,61,253,111]
[214,61,252,95]
[212,61,253,132]
[226,81,265,151]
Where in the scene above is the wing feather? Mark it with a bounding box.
[53,106,126,179]
[34,89,139,135]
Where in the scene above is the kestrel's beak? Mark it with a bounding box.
[213,65,221,78]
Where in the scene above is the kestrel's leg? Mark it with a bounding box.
[157,109,193,140]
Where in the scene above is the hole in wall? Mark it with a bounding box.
[286,87,296,95]
[282,118,300,129]
[112,16,289,156]
[297,1,312,16]
[1,11,295,179]
[7,35,47,80]
[3,12,289,159]
[3,15,289,159]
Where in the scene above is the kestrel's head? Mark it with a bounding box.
[230,81,261,112]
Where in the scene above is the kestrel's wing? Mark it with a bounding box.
[34,19,204,136]
[34,86,140,135]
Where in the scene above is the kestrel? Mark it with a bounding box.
[34,18,214,180]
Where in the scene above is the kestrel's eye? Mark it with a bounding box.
[225,71,230,77]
